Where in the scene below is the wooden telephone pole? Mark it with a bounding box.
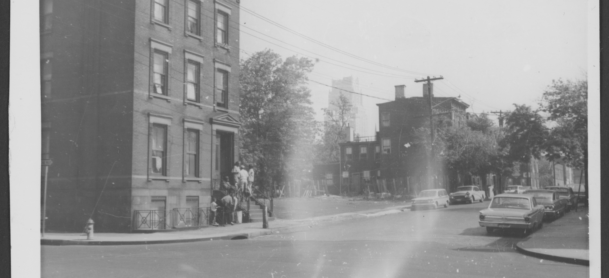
[415,76,444,189]
[490,110,505,127]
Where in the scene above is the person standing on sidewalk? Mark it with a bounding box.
[221,189,236,225]
[210,197,219,226]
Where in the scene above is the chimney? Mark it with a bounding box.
[395,85,406,100]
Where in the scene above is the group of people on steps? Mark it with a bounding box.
[209,161,255,226]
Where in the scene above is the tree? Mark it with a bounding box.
[540,78,588,196]
[502,104,548,163]
[317,94,353,163]
[239,49,317,194]
[466,113,494,133]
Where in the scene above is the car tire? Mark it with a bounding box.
[537,221,543,230]
[486,227,494,234]
[523,228,531,235]
[444,201,448,208]
[479,196,483,203]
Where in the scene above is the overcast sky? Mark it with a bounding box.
[239,0,588,135]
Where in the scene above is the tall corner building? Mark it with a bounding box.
[40,0,242,232]
[327,76,370,138]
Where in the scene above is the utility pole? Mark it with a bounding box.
[490,110,505,127]
[415,76,443,189]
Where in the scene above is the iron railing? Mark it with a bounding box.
[133,210,166,230]
[170,208,198,228]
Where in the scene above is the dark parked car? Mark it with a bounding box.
[544,186,577,211]
[522,190,567,220]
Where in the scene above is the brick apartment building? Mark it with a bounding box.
[40,0,242,232]
[335,85,469,195]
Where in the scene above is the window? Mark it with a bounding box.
[381,112,390,127]
[360,146,367,160]
[216,11,228,45]
[185,129,199,177]
[185,60,200,101]
[345,147,352,161]
[215,69,228,107]
[41,58,52,99]
[375,145,380,159]
[153,0,169,24]
[151,124,168,175]
[382,139,391,154]
[41,0,53,32]
[153,50,169,95]
[363,171,370,179]
[186,0,200,35]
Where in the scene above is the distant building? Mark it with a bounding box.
[41,0,242,232]
[332,84,469,195]
[326,76,370,138]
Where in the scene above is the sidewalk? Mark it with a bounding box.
[42,197,411,246]
[515,206,589,265]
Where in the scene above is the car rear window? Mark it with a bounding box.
[419,191,437,197]
[490,197,531,210]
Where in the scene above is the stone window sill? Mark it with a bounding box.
[152,20,172,31]
[150,93,172,102]
[149,177,170,182]
[215,42,230,51]
[186,101,203,109]
[186,32,203,41]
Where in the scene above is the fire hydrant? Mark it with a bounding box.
[84,218,94,240]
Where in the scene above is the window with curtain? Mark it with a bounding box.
[187,0,200,35]
[151,124,168,175]
[185,60,200,101]
[153,50,168,95]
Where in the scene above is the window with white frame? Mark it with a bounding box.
[382,139,391,154]
[185,62,200,102]
[153,0,169,24]
[375,145,381,159]
[215,4,231,45]
[186,0,200,36]
[214,63,230,108]
[150,40,172,97]
[185,129,199,177]
[151,124,168,176]
[345,147,352,161]
[381,112,390,127]
[153,50,169,95]
[360,146,367,159]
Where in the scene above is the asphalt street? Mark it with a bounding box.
[41,201,588,278]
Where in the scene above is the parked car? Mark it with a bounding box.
[544,186,577,211]
[522,189,567,220]
[411,189,450,211]
[478,193,545,234]
[504,185,531,194]
[449,185,486,204]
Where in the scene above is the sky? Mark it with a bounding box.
[239,0,588,136]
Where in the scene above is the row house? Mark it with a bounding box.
[40,0,242,232]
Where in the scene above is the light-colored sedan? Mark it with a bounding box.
[449,185,486,204]
[478,194,545,234]
[411,189,450,211]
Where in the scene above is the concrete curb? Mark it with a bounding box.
[41,204,410,246]
[514,241,589,266]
